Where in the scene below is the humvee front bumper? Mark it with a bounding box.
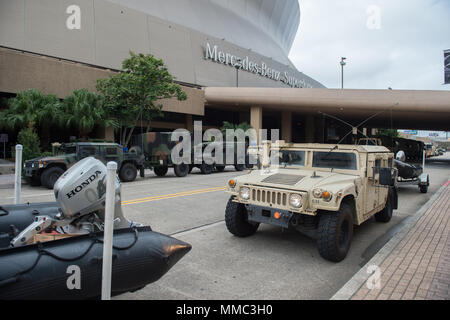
[246,204,294,229]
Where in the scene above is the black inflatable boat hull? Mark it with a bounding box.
[394,160,423,179]
[0,227,191,300]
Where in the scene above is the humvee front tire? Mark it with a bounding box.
[174,163,189,177]
[119,163,137,182]
[317,203,354,262]
[225,197,259,237]
[154,166,168,177]
[41,167,65,189]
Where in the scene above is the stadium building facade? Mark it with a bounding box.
[0,0,325,147]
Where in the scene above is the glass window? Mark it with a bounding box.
[106,147,118,155]
[274,150,306,167]
[62,146,76,154]
[313,152,357,170]
[79,146,98,158]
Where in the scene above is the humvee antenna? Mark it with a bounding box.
[318,102,399,144]
[318,103,399,159]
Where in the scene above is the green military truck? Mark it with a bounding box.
[131,132,192,177]
[24,142,144,189]
[131,133,254,177]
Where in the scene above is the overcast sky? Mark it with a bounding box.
[289,0,450,91]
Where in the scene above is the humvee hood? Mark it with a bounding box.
[237,168,359,191]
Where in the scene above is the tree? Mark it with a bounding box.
[0,89,59,131]
[377,129,400,138]
[17,127,42,162]
[96,52,187,147]
[60,89,118,139]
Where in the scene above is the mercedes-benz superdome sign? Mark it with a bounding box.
[445,49,450,84]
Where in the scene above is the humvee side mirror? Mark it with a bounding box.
[379,167,392,186]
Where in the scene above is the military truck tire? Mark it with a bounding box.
[119,163,137,182]
[317,203,354,262]
[41,167,65,189]
[234,164,245,171]
[26,176,41,186]
[200,163,213,175]
[174,163,189,177]
[215,165,226,172]
[154,166,168,177]
[375,191,393,223]
[225,197,259,237]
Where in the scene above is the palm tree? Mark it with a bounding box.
[60,89,118,139]
[0,89,59,130]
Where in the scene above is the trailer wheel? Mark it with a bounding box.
[174,163,189,177]
[419,185,428,193]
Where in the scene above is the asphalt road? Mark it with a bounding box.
[0,153,449,300]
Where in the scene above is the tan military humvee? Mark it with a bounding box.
[225,141,398,262]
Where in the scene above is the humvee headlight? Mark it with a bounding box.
[289,193,302,208]
[228,179,236,188]
[313,189,322,198]
[240,187,250,200]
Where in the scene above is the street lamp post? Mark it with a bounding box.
[340,57,347,89]
[235,59,242,88]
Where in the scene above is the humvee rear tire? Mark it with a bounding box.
[317,203,354,262]
[215,165,226,172]
[200,163,213,175]
[225,197,259,237]
[375,191,393,223]
[154,166,168,177]
[174,163,189,177]
[119,163,137,182]
[41,167,65,189]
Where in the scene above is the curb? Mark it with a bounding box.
[331,178,450,300]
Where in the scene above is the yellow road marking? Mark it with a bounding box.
[122,186,226,206]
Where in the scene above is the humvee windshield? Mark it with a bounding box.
[313,151,357,170]
[64,146,76,154]
[277,150,306,167]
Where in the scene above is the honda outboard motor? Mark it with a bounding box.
[10,157,138,247]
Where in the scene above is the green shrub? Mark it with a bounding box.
[16,127,42,162]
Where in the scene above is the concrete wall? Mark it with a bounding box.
[0,0,324,89]
[0,47,205,115]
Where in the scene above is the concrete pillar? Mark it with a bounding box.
[305,115,315,143]
[186,114,194,132]
[281,111,292,143]
[250,106,263,144]
[104,126,115,142]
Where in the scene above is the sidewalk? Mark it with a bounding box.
[333,179,450,300]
